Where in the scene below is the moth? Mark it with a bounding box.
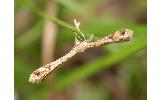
[29,28,133,84]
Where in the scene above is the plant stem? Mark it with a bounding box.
[28,2,79,33]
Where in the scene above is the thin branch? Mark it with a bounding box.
[29,20,133,83]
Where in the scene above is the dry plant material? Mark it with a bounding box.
[29,19,133,84]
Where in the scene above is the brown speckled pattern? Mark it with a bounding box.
[29,29,133,84]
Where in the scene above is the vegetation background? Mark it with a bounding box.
[14,0,147,100]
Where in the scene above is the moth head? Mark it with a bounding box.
[112,29,133,42]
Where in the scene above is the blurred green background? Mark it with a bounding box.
[14,0,147,100]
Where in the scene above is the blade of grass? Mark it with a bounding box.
[27,1,76,32]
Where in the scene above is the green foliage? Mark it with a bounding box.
[15,0,147,99]
[56,0,85,14]
[15,21,43,49]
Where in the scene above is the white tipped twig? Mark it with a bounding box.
[29,20,133,84]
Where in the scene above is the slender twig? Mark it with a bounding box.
[29,20,133,84]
